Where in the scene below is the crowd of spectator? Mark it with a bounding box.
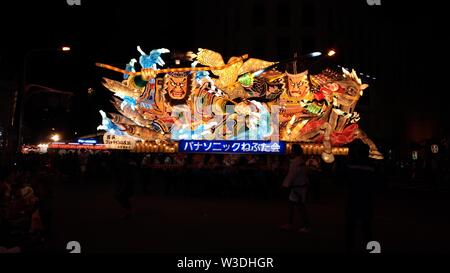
[1,140,449,252]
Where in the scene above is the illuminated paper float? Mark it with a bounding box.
[96,47,383,162]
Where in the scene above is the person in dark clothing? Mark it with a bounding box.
[343,142,377,253]
[306,155,322,201]
[113,152,136,219]
[280,144,310,233]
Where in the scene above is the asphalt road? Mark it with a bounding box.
[43,175,450,254]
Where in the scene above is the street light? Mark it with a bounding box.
[307,52,322,57]
[50,134,61,142]
[327,49,336,57]
[14,46,72,151]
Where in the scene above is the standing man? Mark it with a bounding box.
[281,144,310,233]
[343,142,377,253]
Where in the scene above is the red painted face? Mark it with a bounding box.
[164,73,189,100]
[286,71,309,98]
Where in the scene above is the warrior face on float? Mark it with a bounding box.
[163,72,193,105]
[285,71,310,98]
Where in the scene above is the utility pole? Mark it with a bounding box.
[293,52,298,74]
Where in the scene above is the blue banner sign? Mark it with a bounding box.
[178,140,286,154]
[78,139,97,144]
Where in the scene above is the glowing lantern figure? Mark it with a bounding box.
[431,144,439,154]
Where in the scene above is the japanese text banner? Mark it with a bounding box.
[178,140,286,154]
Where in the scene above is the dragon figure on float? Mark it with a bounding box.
[96,47,383,163]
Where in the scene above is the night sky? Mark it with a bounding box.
[0,0,448,146]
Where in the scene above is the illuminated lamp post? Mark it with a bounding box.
[15,46,72,153]
[50,133,61,143]
[327,49,336,57]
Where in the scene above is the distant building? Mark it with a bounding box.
[21,85,73,145]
